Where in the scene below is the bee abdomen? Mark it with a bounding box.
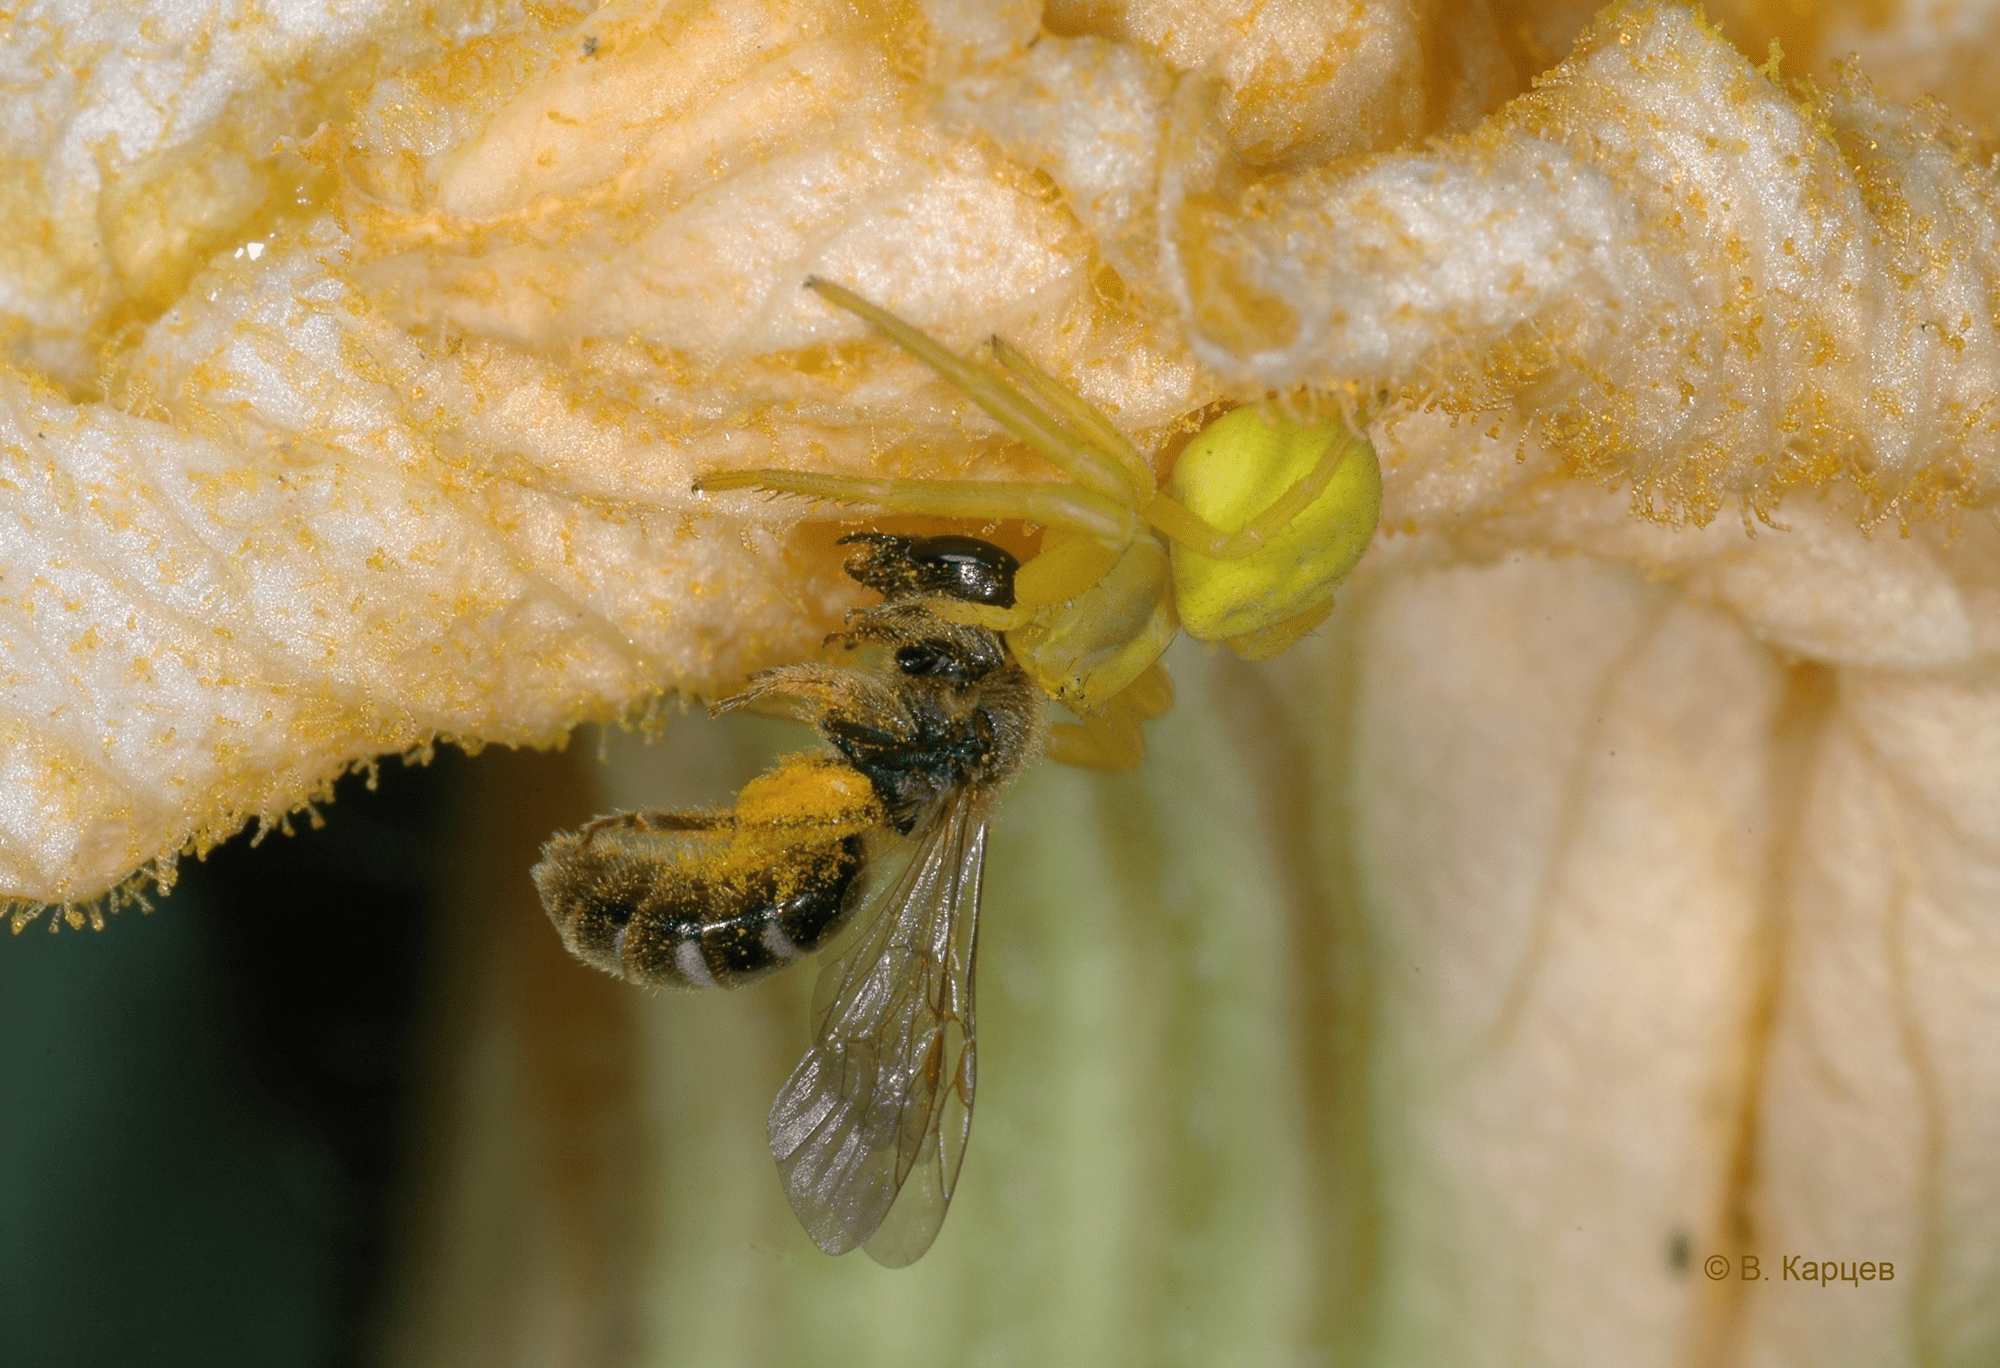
[535,823,865,990]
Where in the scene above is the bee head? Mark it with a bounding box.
[838,533,1017,608]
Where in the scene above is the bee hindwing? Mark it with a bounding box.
[766,793,986,1267]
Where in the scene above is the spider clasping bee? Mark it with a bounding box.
[697,278,1383,771]
[534,286,1381,1265]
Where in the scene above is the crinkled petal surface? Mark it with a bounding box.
[4,0,1217,909]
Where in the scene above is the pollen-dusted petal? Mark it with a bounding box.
[4,0,1984,1356]
[1042,0,1515,166]
[334,0,1208,429]
[0,326,838,906]
[0,0,547,395]
[1700,0,2000,133]
[1171,2,2000,525]
[940,34,1175,296]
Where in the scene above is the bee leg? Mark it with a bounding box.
[836,603,1011,677]
[573,808,725,842]
[715,664,909,732]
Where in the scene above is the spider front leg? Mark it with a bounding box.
[802,278,1149,504]
[694,469,1137,547]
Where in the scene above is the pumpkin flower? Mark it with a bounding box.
[3,0,1996,1360]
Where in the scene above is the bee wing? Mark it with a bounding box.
[766,790,987,1267]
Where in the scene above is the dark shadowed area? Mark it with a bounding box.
[0,751,460,1368]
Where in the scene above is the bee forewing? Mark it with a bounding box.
[767,795,986,1265]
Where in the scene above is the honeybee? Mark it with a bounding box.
[533,532,1043,1265]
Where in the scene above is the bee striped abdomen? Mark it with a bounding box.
[534,754,886,990]
[537,817,869,988]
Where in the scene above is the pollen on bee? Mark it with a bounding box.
[733,754,883,830]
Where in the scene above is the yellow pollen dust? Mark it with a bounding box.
[733,754,885,831]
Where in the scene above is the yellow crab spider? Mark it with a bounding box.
[697,279,1381,769]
